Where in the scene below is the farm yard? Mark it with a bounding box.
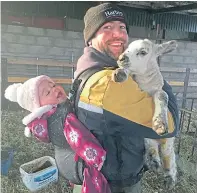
[1,1,197,193]
[1,109,197,193]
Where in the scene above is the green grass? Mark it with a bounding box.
[1,110,72,193]
[1,110,197,193]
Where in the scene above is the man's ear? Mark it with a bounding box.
[155,40,177,56]
[88,40,92,46]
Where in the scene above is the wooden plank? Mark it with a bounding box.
[169,81,184,86]
[186,97,197,100]
[168,81,197,87]
[160,67,197,73]
[8,77,72,84]
[6,57,76,67]
[7,76,197,87]
[180,108,197,115]
[5,57,197,74]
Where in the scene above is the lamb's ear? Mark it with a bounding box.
[144,39,152,43]
[143,39,152,47]
[155,40,177,56]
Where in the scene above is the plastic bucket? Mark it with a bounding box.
[19,156,58,192]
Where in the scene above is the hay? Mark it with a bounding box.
[1,110,197,193]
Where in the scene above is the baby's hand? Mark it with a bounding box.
[25,107,57,143]
[26,119,49,143]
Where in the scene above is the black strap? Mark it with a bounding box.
[69,66,105,115]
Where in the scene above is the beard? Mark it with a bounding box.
[101,39,127,60]
[103,46,124,60]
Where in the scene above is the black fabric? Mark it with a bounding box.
[163,80,179,135]
[75,47,179,187]
[49,65,107,184]
[54,46,179,188]
[75,47,118,78]
[48,65,106,148]
[77,108,145,187]
[54,145,84,185]
[48,100,73,148]
[83,3,129,45]
[76,47,179,135]
[47,100,85,184]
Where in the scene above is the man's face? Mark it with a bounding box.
[91,21,129,60]
[38,80,67,106]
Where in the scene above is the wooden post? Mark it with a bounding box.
[1,58,8,110]
[177,68,191,155]
[71,51,75,81]
[186,98,195,133]
[191,121,197,158]
[182,68,190,109]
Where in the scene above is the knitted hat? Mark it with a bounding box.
[84,3,129,46]
[4,75,54,112]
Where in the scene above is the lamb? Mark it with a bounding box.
[113,39,178,189]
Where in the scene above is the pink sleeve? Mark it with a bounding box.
[64,113,106,171]
[28,119,50,143]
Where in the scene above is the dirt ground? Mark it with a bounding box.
[1,110,197,193]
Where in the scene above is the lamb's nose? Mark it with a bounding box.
[119,54,125,62]
[119,54,129,63]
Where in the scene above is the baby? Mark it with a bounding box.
[5,75,67,110]
[4,75,110,193]
[5,75,67,141]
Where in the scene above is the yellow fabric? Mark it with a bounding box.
[80,69,112,107]
[80,69,175,133]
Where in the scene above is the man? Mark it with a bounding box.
[55,3,179,193]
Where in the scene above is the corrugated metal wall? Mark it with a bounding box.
[124,8,151,28]
[154,13,197,32]
[1,1,97,18]
[2,2,197,32]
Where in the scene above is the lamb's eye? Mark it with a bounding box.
[140,50,147,55]
[137,50,147,56]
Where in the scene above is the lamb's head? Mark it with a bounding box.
[118,39,177,74]
[117,39,154,75]
[113,39,177,82]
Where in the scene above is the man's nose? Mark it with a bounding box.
[112,28,124,37]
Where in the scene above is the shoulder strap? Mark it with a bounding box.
[68,66,105,115]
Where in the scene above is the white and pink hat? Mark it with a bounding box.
[4,75,54,112]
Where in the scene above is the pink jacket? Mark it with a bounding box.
[24,106,111,193]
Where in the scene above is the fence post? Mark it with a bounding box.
[186,98,195,133]
[182,68,190,109]
[1,58,8,110]
[191,121,197,158]
[177,67,191,155]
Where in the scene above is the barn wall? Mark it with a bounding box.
[1,19,197,107]
[2,20,197,64]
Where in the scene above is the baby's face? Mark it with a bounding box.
[38,79,67,106]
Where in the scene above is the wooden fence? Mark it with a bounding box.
[1,56,197,110]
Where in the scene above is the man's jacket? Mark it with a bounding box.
[73,47,179,187]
